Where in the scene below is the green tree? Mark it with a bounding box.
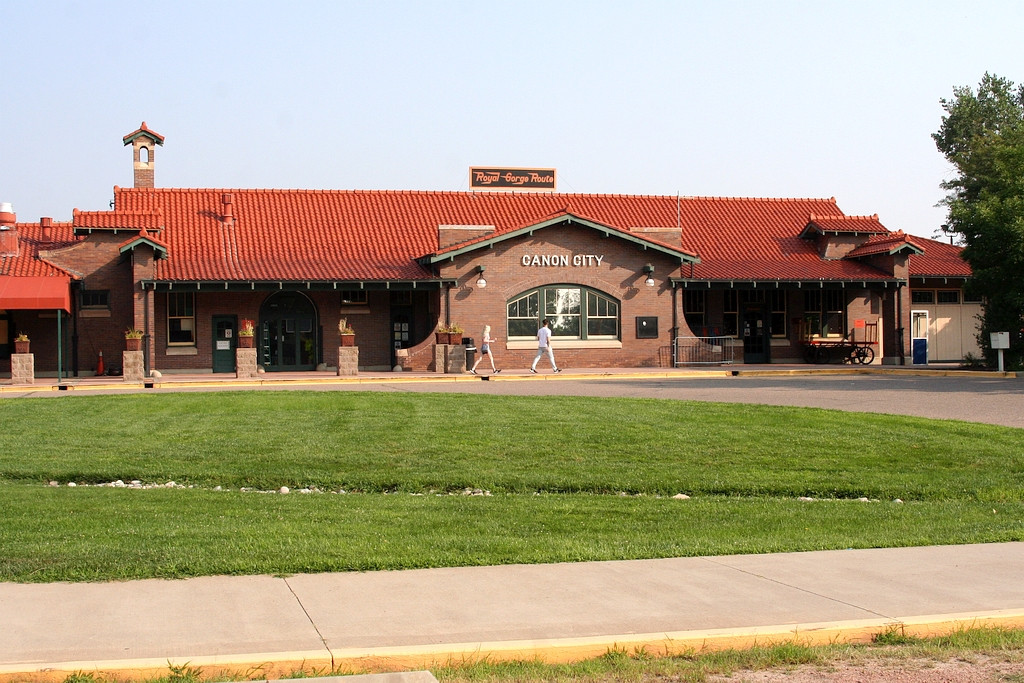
[934,73,1024,368]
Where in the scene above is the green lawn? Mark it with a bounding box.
[1,391,1022,582]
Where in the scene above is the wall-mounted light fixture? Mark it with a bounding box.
[475,265,487,288]
[643,264,655,287]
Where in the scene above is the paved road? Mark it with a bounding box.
[4,367,1023,428]
[339,373,1024,429]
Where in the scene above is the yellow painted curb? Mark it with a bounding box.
[5,610,1024,682]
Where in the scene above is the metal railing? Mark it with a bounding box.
[673,335,737,366]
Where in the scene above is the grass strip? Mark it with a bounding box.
[2,486,1021,582]
[1,391,1022,500]
[2,390,1022,582]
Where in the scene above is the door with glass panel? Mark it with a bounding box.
[911,310,929,365]
[259,292,318,371]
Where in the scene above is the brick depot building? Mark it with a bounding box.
[1,124,980,378]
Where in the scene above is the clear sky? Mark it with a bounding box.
[2,1,1022,239]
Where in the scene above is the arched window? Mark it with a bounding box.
[140,146,150,164]
[507,285,619,340]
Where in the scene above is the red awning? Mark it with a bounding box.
[0,275,72,312]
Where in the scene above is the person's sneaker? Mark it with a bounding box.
[494,369,502,373]
[529,368,537,374]
[554,367,562,373]
[470,369,477,375]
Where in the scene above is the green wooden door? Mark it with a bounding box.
[212,315,237,373]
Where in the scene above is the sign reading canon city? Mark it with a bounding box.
[522,254,605,267]
[469,167,556,191]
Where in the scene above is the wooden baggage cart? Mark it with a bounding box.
[799,319,877,365]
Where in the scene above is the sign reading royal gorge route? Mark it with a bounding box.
[470,167,556,191]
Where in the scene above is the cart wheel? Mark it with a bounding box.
[816,347,831,364]
[803,346,817,364]
[855,346,875,364]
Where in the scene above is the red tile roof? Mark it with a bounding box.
[805,214,890,235]
[0,222,79,278]
[73,208,164,231]
[908,236,973,278]
[101,187,947,284]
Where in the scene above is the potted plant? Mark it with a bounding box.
[13,333,30,354]
[448,322,464,345]
[435,324,450,345]
[339,318,355,347]
[124,328,144,351]
[238,319,255,348]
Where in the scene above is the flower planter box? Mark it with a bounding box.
[449,333,463,345]
[340,334,355,347]
[14,340,30,354]
[125,338,142,351]
[238,335,254,348]
[435,332,450,345]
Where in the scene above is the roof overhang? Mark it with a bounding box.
[140,279,456,292]
[672,278,904,289]
[0,275,72,312]
[421,213,700,266]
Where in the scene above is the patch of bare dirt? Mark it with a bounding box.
[706,654,1024,682]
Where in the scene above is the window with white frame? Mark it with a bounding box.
[167,292,195,345]
[507,286,619,340]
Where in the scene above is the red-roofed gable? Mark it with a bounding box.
[428,210,699,264]
[118,230,170,259]
[122,122,165,146]
[908,236,973,278]
[103,188,909,284]
[845,231,925,259]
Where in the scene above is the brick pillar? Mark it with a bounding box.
[337,347,359,376]
[11,353,34,384]
[236,347,259,379]
[449,344,467,373]
[435,344,467,373]
[123,350,145,382]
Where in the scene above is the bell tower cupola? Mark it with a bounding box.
[122,122,165,188]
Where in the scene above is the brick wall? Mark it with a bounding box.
[436,224,683,369]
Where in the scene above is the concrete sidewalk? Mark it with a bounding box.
[2,363,1017,397]
[3,543,1024,681]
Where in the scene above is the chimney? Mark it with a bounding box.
[40,217,53,244]
[222,193,234,222]
[0,203,17,255]
[0,202,15,228]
